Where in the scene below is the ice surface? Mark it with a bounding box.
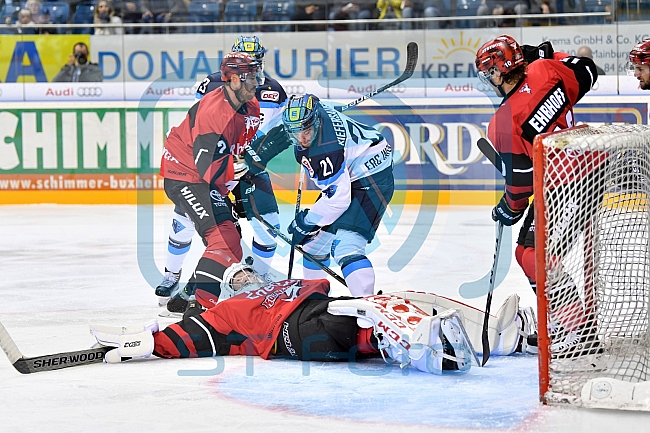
[0,204,648,432]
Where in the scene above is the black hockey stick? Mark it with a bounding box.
[475,137,506,365]
[481,221,504,366]
[336,42,419,112]
[287,168,304,279]
[0,320,109,374]
[247,193,348,286]
[477,138,504,174]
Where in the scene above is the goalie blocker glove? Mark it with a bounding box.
[90,320,159,363]
[492,195,525,226]
[287,209,321,246]
[243,125,292,176]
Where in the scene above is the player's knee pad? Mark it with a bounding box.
[90,320,158,363]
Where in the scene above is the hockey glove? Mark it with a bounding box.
[244,125,292,175]
[491,195,525,226]
[287,209,320,246]
[522,41,554,64]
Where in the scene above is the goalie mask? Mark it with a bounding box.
[221,262,266,299]
[627,39,650,88]
[282,94,321,148]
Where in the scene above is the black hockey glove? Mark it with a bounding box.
[522,41,554,64]
[287,209,320,246]
[491,195,525,226]
[244,125,292,176]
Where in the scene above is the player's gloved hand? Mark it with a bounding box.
[287,209,320,246]
[244,125,292,175]
[521,41,554,64]
[491,195,525,226]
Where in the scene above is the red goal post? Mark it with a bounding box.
[533,124,650,410]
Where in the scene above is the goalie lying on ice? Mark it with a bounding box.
[90,264,535,374]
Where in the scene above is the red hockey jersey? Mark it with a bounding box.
[487,53,598,212]
[160,87,260,195]
[203,279,330,359]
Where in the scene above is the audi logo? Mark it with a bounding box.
[76,87,103,97]
[283,85,305,95]
[176,86,197,97]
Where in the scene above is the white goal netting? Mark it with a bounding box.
[534,124,650,409]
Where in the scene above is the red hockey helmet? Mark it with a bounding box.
[220,52,263,84]
[475,35,524,84]
[627,39,650,77]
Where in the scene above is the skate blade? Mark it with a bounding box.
[158,310,182,319]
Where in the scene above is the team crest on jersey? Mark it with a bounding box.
[520,83,532,94]
[260,90,280,101]
[301,156,314,177]
[245,116,261,132]
[254,280,303,309]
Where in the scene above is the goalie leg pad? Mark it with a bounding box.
[327,295,477,374]
[90,320,158,363]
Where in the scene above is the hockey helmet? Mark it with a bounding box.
[627,39,650,76]
[221,261,266,299]
[220,52,263,85]
[232,35,266,61]
[475,35,525,85]
[282,94,321,146]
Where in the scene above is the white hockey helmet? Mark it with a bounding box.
[221,261,266,299]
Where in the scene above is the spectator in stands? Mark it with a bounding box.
[424,0,450,29]
[141,0,186,33]
[52,42,103,82]
[477,0,529,27]
[94,0,124,34]
[8,9,38,34]
[291,4,327,31]
[114,0,143,32]
[376,0,413,29]
[24,0,53,33]
[578,45,606,75]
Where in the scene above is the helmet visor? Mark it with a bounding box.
[477,66,501,85]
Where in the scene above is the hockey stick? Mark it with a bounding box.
[287,168,305,279]
[458,138,511,299]
[336,42,419,112]
[247,193,348,286]
[481,221,504,366]
[0,320,109,374]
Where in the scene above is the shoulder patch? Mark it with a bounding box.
[301,155,314,177]
[260,90,280,101]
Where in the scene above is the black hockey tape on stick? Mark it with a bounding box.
[477,138,504,174]
[0,320,109,374]
[247,193,348,287]
[337,42,419,112]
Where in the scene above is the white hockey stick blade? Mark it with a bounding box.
[0,320,109,374]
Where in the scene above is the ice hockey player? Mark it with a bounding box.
[475,34,599,358]
[90,263,536,374]
[628,39,650,90]
[244,93,394,297]
[156,35,289,306]
[157,51,263,309]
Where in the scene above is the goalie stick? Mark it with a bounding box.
[336,42,419,112]
[0,320,109,374]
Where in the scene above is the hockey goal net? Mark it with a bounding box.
[533,124,650,410]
